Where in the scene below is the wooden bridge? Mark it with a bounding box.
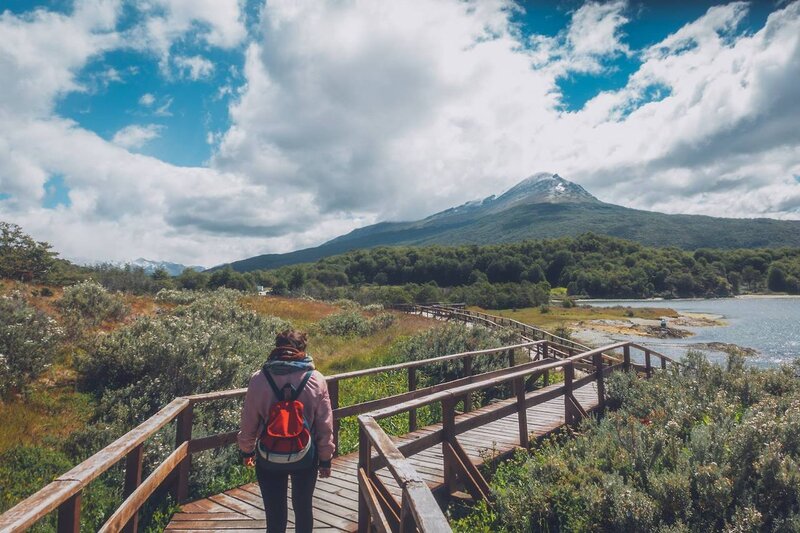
[0,305,675,533]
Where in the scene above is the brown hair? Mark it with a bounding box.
[275,329,308,351]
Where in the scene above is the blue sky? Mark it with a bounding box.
[0,0,798,265]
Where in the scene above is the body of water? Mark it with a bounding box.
[579,297,800,367]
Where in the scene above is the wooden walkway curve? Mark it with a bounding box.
[0,303,675,533]
[167,381,599,532]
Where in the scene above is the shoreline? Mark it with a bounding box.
[570,310,724,343]
[577,294,800,303]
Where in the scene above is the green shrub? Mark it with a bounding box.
[318,311,372,336]
[458,352,800,532]
[57,280,128,337]
[0,293,61,398]
[154,288,199,305]
[318,311,396,337]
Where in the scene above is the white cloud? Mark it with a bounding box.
[1,0,800,267]
[154,96,173,116]
[0,0,120,117]
[111,124,163,149]
[529,0,630,75]
[139,92,155,106]
[129,0,245,71]
[174,54,214,80]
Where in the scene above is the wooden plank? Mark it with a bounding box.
[358,469,392,533]
[56,492,80,533]
[189,431,237,454]
[99,442,189,533]
[207,493,263,519]
[122,443,143,533]
[171,513,248,521]
[166,519,268,529]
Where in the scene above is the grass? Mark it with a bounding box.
[0,370,93,453]
[240,295,340,325]
[480,304,679,331]
[242,295,435,373]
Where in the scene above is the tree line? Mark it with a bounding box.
[3,222,799,308]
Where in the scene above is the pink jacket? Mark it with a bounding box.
[237,369,335,461]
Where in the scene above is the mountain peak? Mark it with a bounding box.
[496,173,598,206]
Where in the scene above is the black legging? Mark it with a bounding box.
[256,464,317,533]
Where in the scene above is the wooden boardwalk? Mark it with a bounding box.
[167,381,599,532]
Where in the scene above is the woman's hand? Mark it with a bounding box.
[318,458,332,478]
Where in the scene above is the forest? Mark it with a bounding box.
[4,222,799,309]
[223,233,800,307]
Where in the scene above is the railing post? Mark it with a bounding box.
[593,351,605,412]
[329,380,340,456]
[463,356,473,412]
[645,350,652,378]
[507,349,515,368]
[623,345,631,372]
[542,342,550,385]
[122,444,144,533]
[514,377,529,448]
[442,396,457,494]
[358,423,371,533]
[408,367,417,432]
[172,404,193,503]
[399,491,416,533]
[661,355,667,370]
[57,492,81,533]
[564,362,575,426]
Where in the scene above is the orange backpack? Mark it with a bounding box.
[256,370,315,470]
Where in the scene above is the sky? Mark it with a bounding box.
[0,0,799,267]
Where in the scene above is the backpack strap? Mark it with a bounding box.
[262,370,283,398]
[262,369,314,401]
[292,370,314,401]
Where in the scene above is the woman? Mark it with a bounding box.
[238,329,334,533]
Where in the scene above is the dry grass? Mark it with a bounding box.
[312,313,435,374]
[482,304,679,331]
[0,367,92,453]
[242,294,437,373]
[241,295,340,325]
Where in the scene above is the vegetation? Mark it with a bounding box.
[454,352,800,533]
[0,222,57,281]
[190,234,800,306]
[257,234,800,302]
[0,291,62,398]
[0,277,453,530]
[222,197,800,272]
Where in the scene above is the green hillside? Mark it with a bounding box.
[222,175,800,272]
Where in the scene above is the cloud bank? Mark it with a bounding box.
[0,0,799,265]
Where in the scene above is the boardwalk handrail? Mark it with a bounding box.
[357,341,677,532]
[0,334,555,532]
[404,303,624,366]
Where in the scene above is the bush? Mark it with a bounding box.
[74,291,290,498]
[318,311,396,337]
[390,323,517,403]
[154,288,200,305]
[0,293,61,398]
[77,292,288,422]
[57,281,128,337]
[456,352,800,532]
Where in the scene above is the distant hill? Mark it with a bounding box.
[219,173,800,272]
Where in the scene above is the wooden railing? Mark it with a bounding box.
[0,335,557,532]
[396,303,625,369]
[356,341,676,532]
[395,303,592,352]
